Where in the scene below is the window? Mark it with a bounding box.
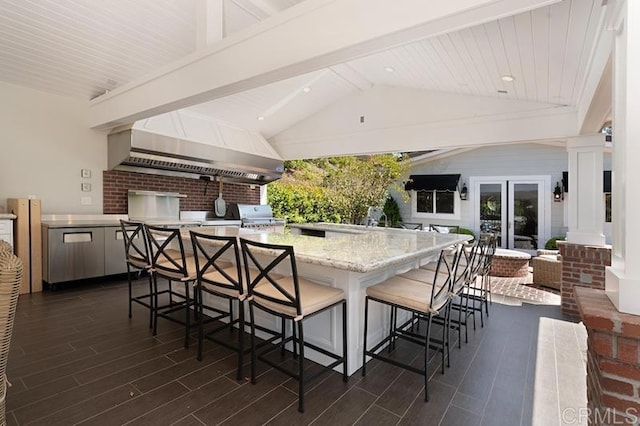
[416,191,454,214]
[605,193,612,223]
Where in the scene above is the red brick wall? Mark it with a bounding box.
[558,242,611,319]
[103,170,261,213]
[576,287,640,425]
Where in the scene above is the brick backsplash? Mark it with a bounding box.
[103,170,260,214]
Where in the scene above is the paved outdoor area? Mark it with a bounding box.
[489,272,561,307]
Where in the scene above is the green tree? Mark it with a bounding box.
[268,154,410,225]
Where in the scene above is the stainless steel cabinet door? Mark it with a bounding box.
[47,227,105,283]
[104,226,128,275]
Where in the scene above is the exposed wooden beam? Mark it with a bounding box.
[270,106,578,159]
[89,0,561,130]
[196,0,225,49]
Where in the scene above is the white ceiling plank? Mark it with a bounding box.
[452,29,497,96]
[483,20,516,99]
[329,64,372,91]
[498,16,527,99]
[513,11,538,101]
[88,0,563,129]
[566,0,601,104]
[576,3,612,131]
[229,0,271,19]
[560,0,596,104]
[547,0,572,103]
[404,43,441,90]
[419,40,459,94]
[531,5,551,103]
[470,25,503,96]
[436,34,479,95]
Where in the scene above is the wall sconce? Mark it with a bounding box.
[459,182,468,201]
[553,181,562,202]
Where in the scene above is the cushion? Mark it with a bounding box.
[366,276,448,314]
[252,276,344,320]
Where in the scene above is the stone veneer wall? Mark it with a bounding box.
[576,287,640,425]
[103,170,261,213]
[558,242,611,319]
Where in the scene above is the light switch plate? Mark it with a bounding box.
[81,183,91,192]
[81,169,92,178]
[81,196,92,205]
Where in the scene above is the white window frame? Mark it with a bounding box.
[410,190,461,220]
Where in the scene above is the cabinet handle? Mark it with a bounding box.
[63,232,92,243]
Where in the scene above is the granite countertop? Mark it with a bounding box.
[241,228,469,273]
[0,213,17,220]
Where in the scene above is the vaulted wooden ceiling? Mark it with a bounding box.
[0,0,611,157]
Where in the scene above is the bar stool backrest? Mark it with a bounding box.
[431,244,462,312]
[240,238,301,317]
[466,238,487,284]
[480,234,498,275]
[190,231,243,297]
[120,220,151,269]
[449,241,476,295]
[145,224,189,279]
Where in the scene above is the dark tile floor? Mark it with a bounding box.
[6,276,576,425]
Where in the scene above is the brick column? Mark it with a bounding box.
[576,287,640,425]
[558,242,611,319]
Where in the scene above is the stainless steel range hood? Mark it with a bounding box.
[108,111,284,184]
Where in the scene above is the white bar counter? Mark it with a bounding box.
[182,225,470,375]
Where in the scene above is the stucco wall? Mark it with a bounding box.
[0,81,107,214]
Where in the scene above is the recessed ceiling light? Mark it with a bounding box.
[303,86,312,93]
[384,66,395,73]
[257,115,265,121]
[501,75,515,82]
[497,90,508,94]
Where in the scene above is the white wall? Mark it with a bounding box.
[392,143,613,243]
[0,81,107,214]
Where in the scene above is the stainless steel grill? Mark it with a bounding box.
[236,204,286,232]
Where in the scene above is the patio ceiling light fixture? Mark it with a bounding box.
[554,181,563,202]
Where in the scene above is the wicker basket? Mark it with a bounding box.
[0,241,11,254]
[0,251,23,425]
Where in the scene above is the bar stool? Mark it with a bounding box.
[120,220,155,328]
[190,230,246,380]
[401,240,481,347]
[145,224,196,348]
[362,246,459,402]
[240,237,348,413]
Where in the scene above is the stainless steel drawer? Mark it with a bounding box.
[46,227,105,283]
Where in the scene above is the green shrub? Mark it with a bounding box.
[382,196,402,227]
[545,236,565,250]
[458,227,476,243]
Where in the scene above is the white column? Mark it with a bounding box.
[606,0,640,314]
[566,134,606,246]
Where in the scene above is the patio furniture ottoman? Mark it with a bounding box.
[532,250,561,290]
